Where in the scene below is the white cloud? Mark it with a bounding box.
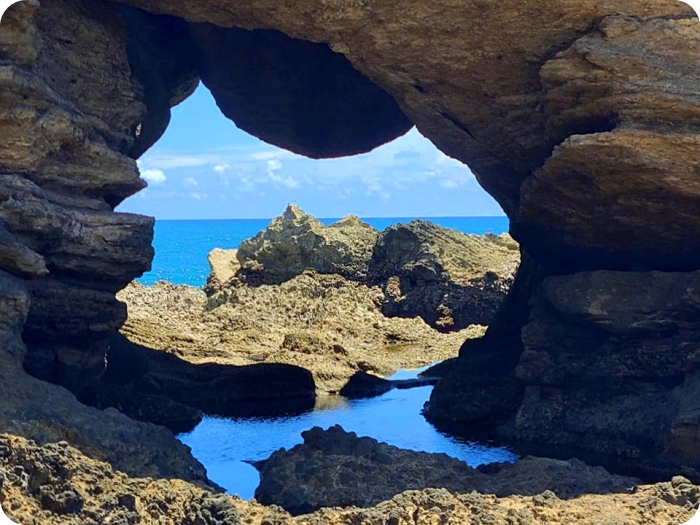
[213,163,229,174]
[184,177,199,188]
[267,159,282,172]
[252,150,291,161]
[189,192,207,200]
[141,169,166,185]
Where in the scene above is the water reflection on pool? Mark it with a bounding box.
[178,370,518,499]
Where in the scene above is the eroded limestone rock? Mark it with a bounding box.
[369,221,519,330]
[236,204,379,285]
[254,425,641,515]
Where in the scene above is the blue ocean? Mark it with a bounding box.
[140,216,510,287]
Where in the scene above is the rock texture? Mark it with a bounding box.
[189,25,412,158]
[84,0,700,477]
[0,0,217,490]
[2,434,697,525]
[225,206,519,331]
[0,0,199,403]
[428,269,700,480]
[254,425,640,515]
[369,221,519,330]
[118,275,484,395]
[90,334,316,433]
[2,0,700,514]
[236,204,380,285]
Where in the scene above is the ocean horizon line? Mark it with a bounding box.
[154,215,508,222]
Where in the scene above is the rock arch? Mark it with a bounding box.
[0,0,699,480]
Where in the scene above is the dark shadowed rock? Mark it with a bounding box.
[255,425,640,515]
[369,221,519,330]
[339,371,393,399]
[429,269,700,480]
[86,334,317,431]
[189,24,412,159]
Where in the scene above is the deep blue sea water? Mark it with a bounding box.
[140,216,509,287]
[179,369,517,499]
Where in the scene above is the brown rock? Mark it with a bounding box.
[254,425,641,515]
[235,205,379,285]
[369,220,519,330]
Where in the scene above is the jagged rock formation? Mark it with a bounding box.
[369,221,519,330]
[218,206,519,331]
[0,0,214,489]
[2,433,697,525]
[254,425,639,515]
[97,0,700,477]
[236,204,379,285]
[204,248,239,294]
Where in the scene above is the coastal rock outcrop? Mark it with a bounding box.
[1,0,700,514]
[99,0,700,478]
[369,221,519,330]
[428,269,700,479]
[236,204,379,285]
[0,0,213,489]
[119,276,483,395]
[254,425,641,515]
[217,206,520,331]
[91,334,316,432]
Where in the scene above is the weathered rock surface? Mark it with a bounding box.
[0,271,210,486]
[204,248,240,294]
[369,221,519,330]
[0,0,198,402]
[119,276,483,395]
[2,0,700,515]
[255,425,642,515]
[428,269,700,480]
[224,206,519,330]
[236,204,379,285]
[2,434,697,525]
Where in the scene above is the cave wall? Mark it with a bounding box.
[106,0,700,477]
[0,0,699,480]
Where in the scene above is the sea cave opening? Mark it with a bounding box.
[112,78,519,498]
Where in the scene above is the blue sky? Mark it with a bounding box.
[117,85,505,220]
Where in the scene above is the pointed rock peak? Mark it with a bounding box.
[282,203,307,221]
[330,214,375,231]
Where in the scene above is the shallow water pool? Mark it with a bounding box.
[178,370,518,499]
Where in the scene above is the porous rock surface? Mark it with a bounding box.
[2,432,698,525]
[370,220,518,330]
[235,204,380,285]
[255,425,642,515]
[118,274,484,396]
[1,0,700,518]
[214,205,519,331]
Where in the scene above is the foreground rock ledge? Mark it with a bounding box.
[254,425,642,515]
[1,433,697,525]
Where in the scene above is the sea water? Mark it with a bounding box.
[178,371,517,499]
